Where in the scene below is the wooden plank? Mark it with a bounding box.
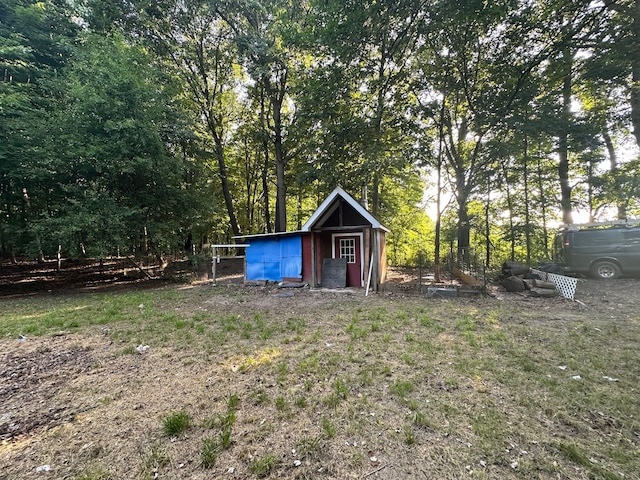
[453,267,482,286]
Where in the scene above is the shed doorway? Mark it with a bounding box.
[332,233,364,287]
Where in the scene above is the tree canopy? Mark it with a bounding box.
[1,0,638,266]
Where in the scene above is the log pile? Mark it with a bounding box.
[500,261,558,297]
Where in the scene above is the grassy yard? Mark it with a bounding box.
[0,282,638,479]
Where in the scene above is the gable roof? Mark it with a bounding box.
[301,187,389,232]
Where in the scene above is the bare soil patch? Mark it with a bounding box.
[0,264,639,479]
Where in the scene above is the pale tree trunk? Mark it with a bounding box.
[536,157,550,258]
[501,160,516,261]
[523,138,531,265]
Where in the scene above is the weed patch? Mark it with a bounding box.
[162,411,190,436]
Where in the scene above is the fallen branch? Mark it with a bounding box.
[128,256,153,280]
[363,464,391,478]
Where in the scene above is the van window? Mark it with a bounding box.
[572,230,621,247]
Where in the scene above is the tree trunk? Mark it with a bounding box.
[457,199,470,267]
[372,174,380,217]
[273,101,287,232]
[558,46,573,225]
[260,91,272,233]
[213,138,241,237]
[536,156,550,258]
[631,0,640,148]
[587,161,595,222]
[434,148,443,283]
[523,137,531,265]
[501,160,516,261]
[484,175,491,269]
[297,192,303,231]
[602,128,626,219]
[266,75,287,233]
[602,0,640,147]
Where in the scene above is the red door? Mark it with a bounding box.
[334,235,362,287]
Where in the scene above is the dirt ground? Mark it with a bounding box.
[0,260,638,479]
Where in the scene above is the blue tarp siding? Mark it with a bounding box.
[246,235,302,281]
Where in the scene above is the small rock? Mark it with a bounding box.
[294,460,302,467]
[572,375,581,380]
[36,465,51,473]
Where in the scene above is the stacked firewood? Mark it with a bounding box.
[500,261,558,297]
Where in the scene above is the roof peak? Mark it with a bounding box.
[301,187,389,232]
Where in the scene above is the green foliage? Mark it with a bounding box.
[2,0,639,266]
[380,174,435,265]
[162,411,191,436]
[250,454,278,477]
[200,437,218,469]
[320,417,336,438]
[1,5,211,259]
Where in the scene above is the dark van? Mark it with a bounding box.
[554,223,640,279]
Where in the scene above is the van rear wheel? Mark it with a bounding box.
[590,261,620,279]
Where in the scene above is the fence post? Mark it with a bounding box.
[212,246,217,285]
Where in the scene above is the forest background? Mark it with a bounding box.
[2,0,639,269]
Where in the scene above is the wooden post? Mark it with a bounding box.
[310,233,317,287]
[371,232,379,292]
[212,246,217,285]
[365,252,374,296]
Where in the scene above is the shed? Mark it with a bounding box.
[237,187,388,290]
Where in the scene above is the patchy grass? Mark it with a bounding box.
[1,282,639,479]
[161,411,191,436]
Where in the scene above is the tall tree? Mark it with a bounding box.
[217,0,309,232]
[306,0,426,215]
[35,34,206,257]
[90,0,244,237]
[414,0,532,262]
[602,0,640,148]
[0,0,78,258]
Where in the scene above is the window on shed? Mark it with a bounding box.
[339,238,356,263]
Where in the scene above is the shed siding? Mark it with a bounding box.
[302,234,313,283]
